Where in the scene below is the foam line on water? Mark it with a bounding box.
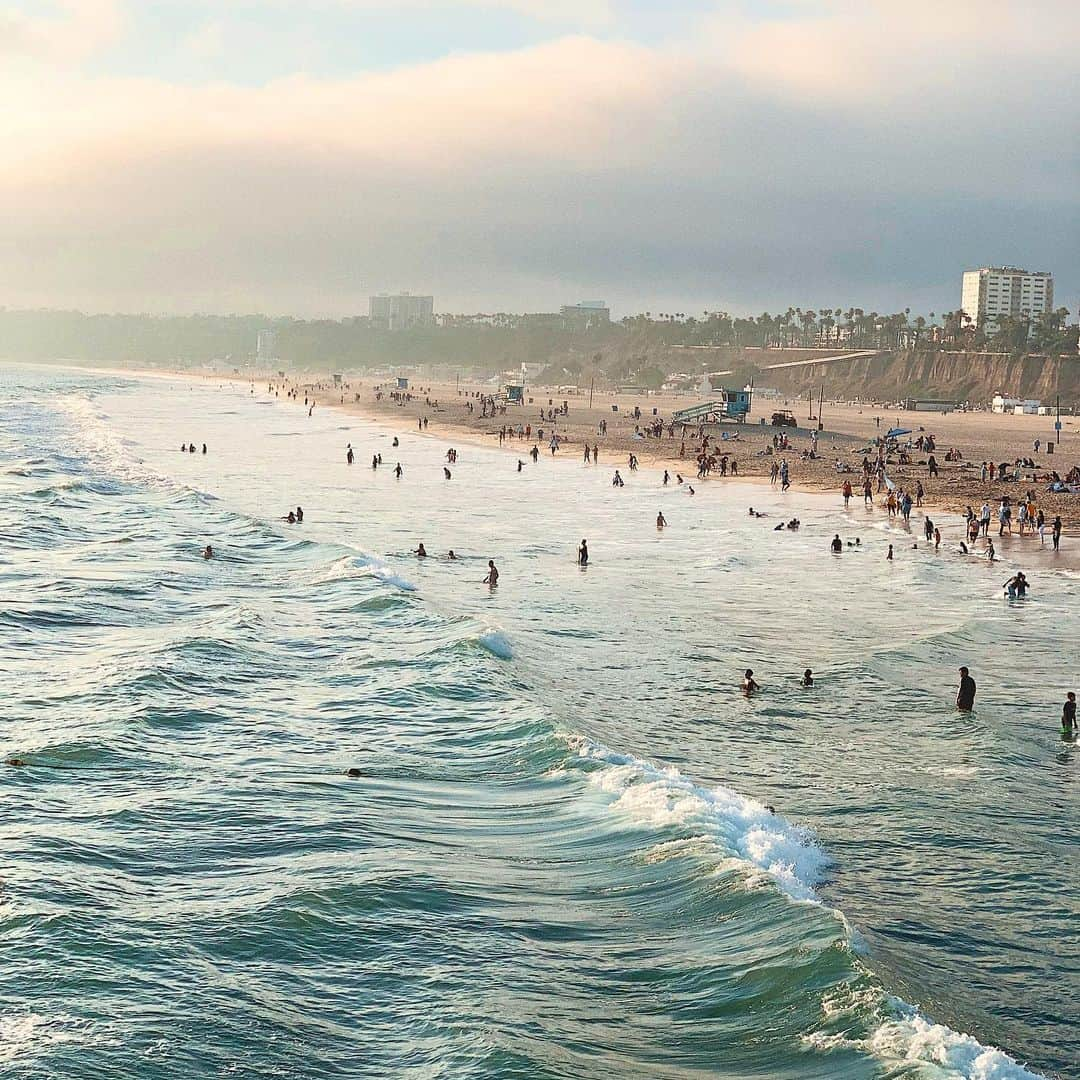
[561,733,1048,1080]
[564,733,828,903]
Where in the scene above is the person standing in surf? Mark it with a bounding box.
[578,539,589,566]
[1063,692,1077,737]
[956,667,976,712]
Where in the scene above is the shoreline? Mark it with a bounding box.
[87,363,1080,571]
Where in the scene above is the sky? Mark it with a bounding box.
[1,0,1077,318]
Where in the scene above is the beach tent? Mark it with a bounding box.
[885,428,912,440]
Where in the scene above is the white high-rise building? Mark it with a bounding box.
[960,267,1053,330]
[369,293,434,331]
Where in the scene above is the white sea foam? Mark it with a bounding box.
[310,554,417,592]
[565,734,1048,1080]
[476,628,513,660]
[0,1012,90,1064]
[806,999,1045,1080]
[566,734,828,903]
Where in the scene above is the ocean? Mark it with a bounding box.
[0,363,1076,1079]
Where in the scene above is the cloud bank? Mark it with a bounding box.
[0,0,1076,316]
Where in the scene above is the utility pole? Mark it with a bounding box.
[589,377,595,411]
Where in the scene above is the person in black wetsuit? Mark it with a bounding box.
[831,535,842,553]
[578,539,589,566]
[956,667,976,712]
[1063,692,1076,736]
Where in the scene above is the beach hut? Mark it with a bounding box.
[505,384,524,404]
[397,377,410,390]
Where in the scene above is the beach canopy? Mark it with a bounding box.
[885,427,912,439]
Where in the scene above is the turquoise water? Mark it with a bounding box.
[1,364,1076,1079]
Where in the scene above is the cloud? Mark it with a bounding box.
[0,0,123,62]
[0,2,1076,316]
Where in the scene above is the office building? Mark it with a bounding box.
[369,293,434,331]
[961,267,1053,330]
[560,301,610,330]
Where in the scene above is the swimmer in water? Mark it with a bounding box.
[578,539,589,565]
[687,486,695,495]
[202,443,207,454]
[742,668,759,695]
[484,560,499,586]
[1063,692,1077,737]
[346,444,354,465]
[284,511,296,523]
[394,463,403,478]
[444,467,452,480]
[296,506,304,523]
[801,668,814,687]
[447,550,458,560]
[831,534,842,553]
[415,543,427,557]
[203,545,214,559]
[393,437,399,447]
[657,511,667,529]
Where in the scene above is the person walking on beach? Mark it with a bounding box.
[956,667,976,712]
[612,470,624,487]
[986,538,996,562]
[394,463,403,478]
[923,516,934,542]
[1052,516,1062,551]
[980,502,991,536]
[1063,692,1077,737]
[578,539,589,566]
[886,544,894,561]
[842,480,852,508]
[484,560,499,586]
[584,444,591,463]
[863,478,873,505]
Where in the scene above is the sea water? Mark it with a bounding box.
[0,364,1076,1079]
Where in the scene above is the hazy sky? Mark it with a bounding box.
[2,0,1077,318]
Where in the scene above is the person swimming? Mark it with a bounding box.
[415,543,427,557]
[742,668,759,694]
[578,539,589,565]
[801,668,814,687]
[202,545,214,559]
[657,511,667,529]
[284,511,296,524]
[444,467,452,480]
[484,560,499,586]
[447,550,458,560]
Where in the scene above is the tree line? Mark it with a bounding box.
[0,304,1074,375]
